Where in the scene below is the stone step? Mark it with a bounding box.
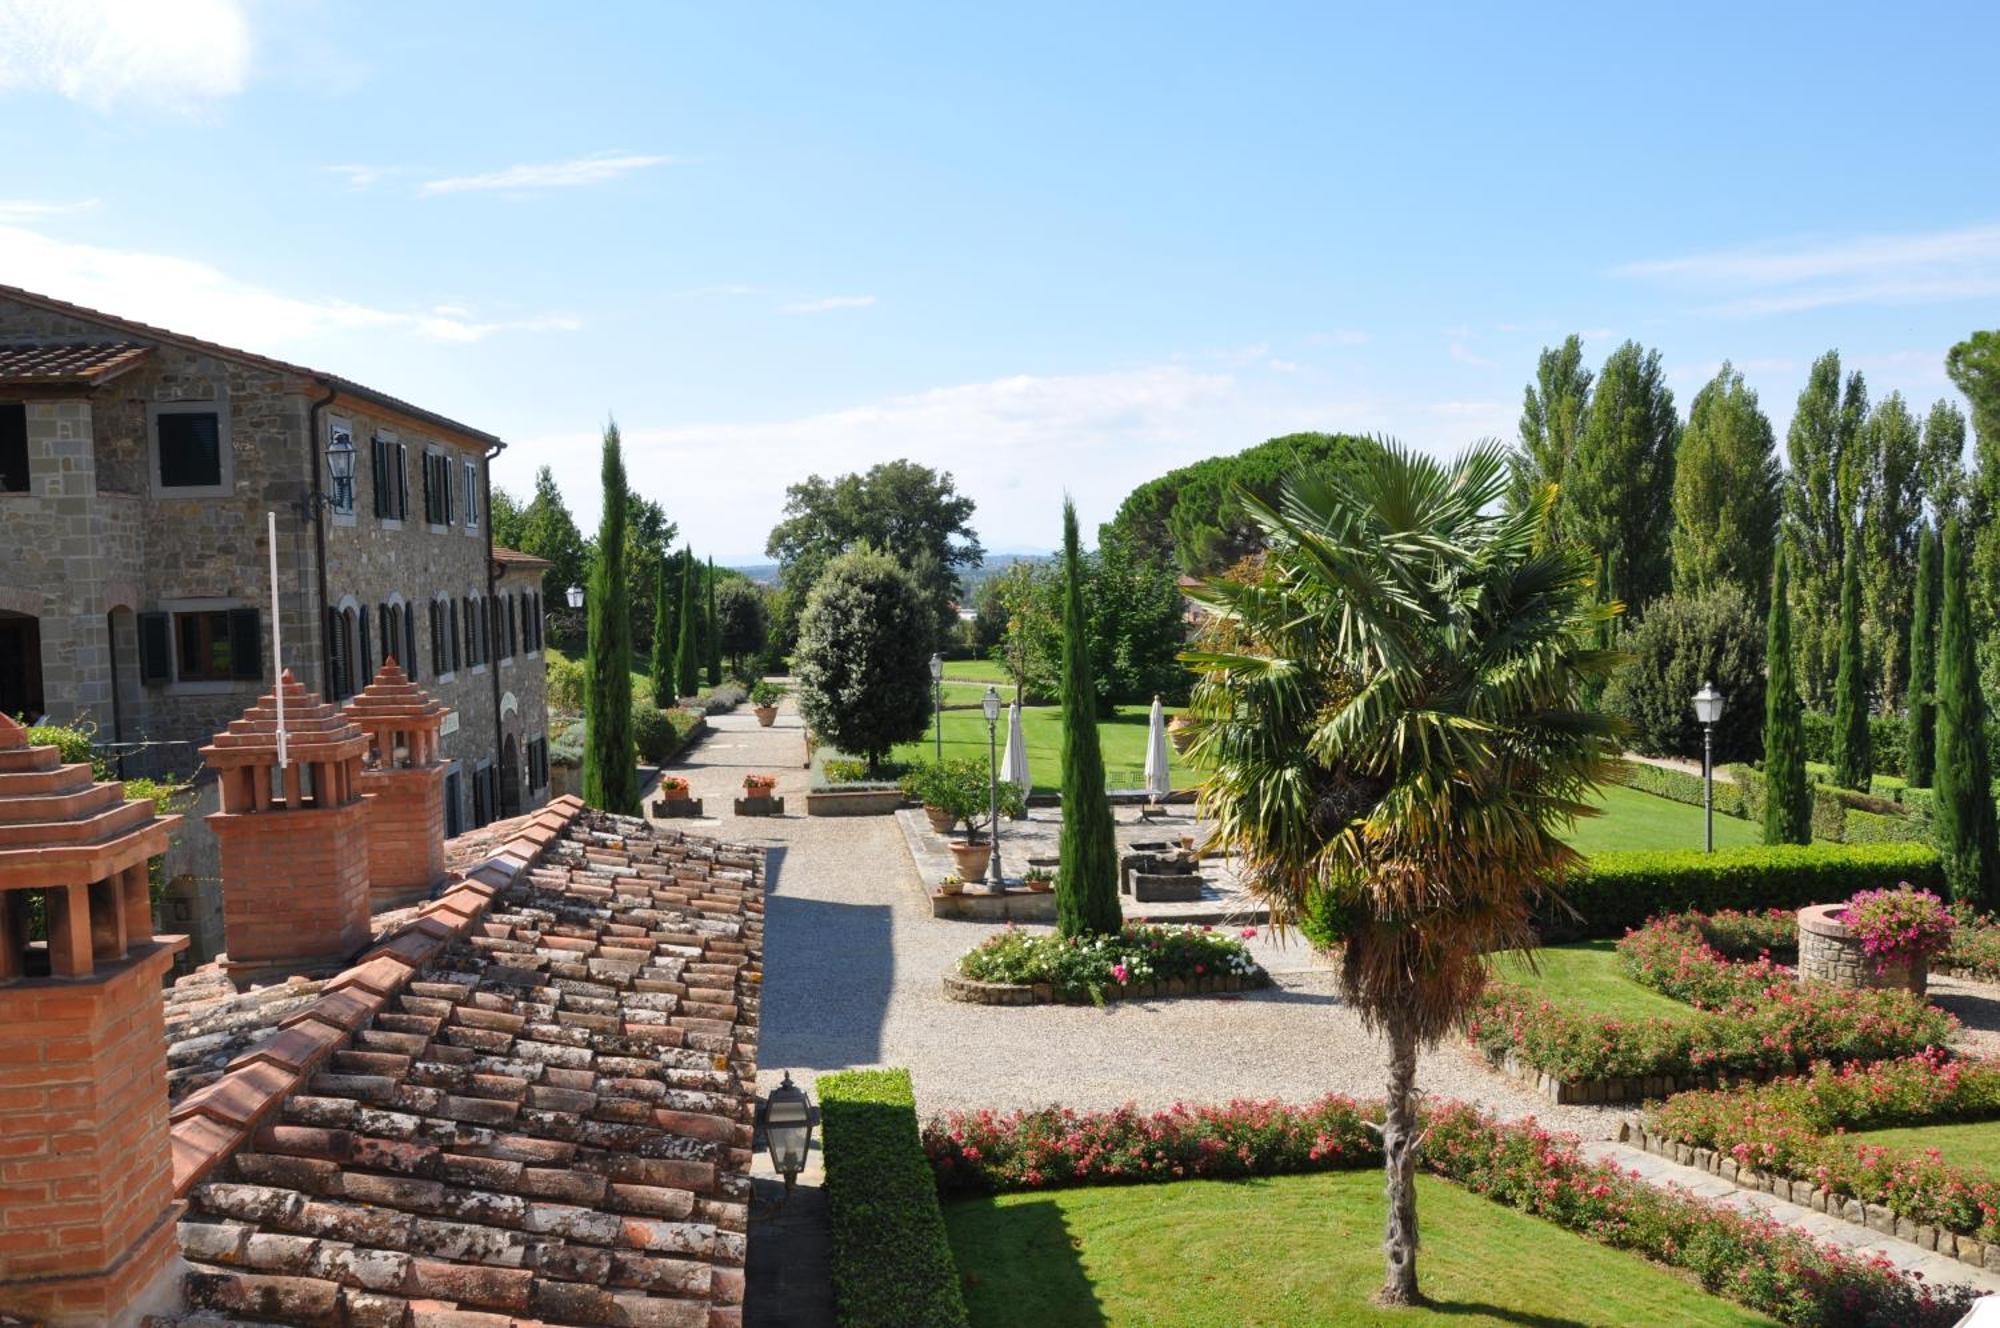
[0,779,120,824]
[0,761,94,796]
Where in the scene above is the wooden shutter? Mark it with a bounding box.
[449,601,461,671]
[406,602,419,681]
[371,438,387,517]
[327,607,345,699]
[227,607,262,681]
[443,455,455,524]
[394,443,408,520]
[138,612,171,684]
[359,610,372,684]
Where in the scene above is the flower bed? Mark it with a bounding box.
[921,1095,1973,1326]
[951,923,1265,1004]
[1647,1053,2000,1255]
[1945,907,2000,980]
[1470,908,1957,1098]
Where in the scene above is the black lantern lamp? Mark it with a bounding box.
[567,584,585,610]
[763,1071,815,1194]
[325,431,356,511]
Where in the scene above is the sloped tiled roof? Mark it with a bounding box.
[0,339,152,386]
[492,546,553,571]
[162,798,766,1327]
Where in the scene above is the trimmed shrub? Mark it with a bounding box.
[1601,585,1766,762]
[796,548,935,769]
[631,704,703,766]
[26,723,106,778]
[1610,759,1748,820]
[819,1069,970,1328]
[545,651,586,713]
[1844,808,1930,845]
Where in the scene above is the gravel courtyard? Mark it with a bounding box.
[660,699,1629,1138]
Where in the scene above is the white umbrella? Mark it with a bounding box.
[1001,701,1030,791]
[1953,1296,2000,1328]
[1144,694,1172,801]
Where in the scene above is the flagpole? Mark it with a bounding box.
[268,511,287,770]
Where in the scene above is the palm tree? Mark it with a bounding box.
[1182,440,1621,1306]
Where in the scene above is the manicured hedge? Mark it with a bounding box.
[819,1069,970,1328]
[1543,841,1943,940]
[1801,710,1910,779]
[1610,759,1749,819]
[1844,807,1931,845]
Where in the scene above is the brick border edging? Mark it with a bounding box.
[1619,1119,2000,1275]
[164,794,591,1198]
[1481,1046,1781,1106]
[941,969,1270,1005]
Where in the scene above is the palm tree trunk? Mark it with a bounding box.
[1379,1003,1421,1306]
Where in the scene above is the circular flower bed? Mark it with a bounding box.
[948,922,1266,1005]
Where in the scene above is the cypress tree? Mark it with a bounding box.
[675,547,700,700]
[1935,519,2000,907]
[648,559,674,708]
[1831,551,1869,790]
[706,556,723,685]
[1906,525,1940,787]
[1762,544,1812,844]
[1055,499,1121,937]
[583,423,638,814]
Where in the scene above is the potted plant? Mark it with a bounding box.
[899,763,954,833]
[743,773,779,797]
[750,680,785,728]
[658,774,691,803]
[937,873,965,897]
[949,836,993,881]
[1023,865,1054,893]
[1836,885,1955,996]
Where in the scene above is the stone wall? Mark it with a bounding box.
[1797,903,1921,993]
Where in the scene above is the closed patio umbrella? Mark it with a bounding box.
[1144,694,1171,802]
[1001,700,1030,792]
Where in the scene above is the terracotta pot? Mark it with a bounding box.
[659,785,690,803]
[1025,877,1053,893]
[937,877,964,896]
[948,840,993,880]
[1168,714,1195,754]
[924,805,956,834]
[754,705,778,728]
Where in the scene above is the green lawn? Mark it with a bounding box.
[1564,782,1759,855]
[939,679,1019,706]
[940,658,1014,684]
[945,1172,1774,1327]
[891,701,1186,793]
[1487,939,1695,1020]
[1848,1119,2000,1171]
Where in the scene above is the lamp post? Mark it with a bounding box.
[930,652,944,761]
[982,685,1003,889]
[761,1071,815,1198]
[1692,681,1726,853]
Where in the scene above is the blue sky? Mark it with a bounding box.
[4,2,1998,561]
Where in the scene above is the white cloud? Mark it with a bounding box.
[779,294,877,315]
[0,223,580,348]
[325,164,392,191]
[419,151,680,196]
[0,0,250,112]
[0,197,96,223]
[1614,223,2000,317]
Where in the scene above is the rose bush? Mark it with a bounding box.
[956,922,1263,1000]
[921,1095,1973,1327]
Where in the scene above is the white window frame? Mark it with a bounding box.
[160,595,250,695]
[463,459,480,533]
[147,399,233,498]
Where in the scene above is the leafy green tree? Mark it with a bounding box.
[1007,536,1189,715]
[706,556,722,685]
[1762,545,1812,845]
[582,424,638,814]
[1508,334,1593,518]
[1182,441,1618,1305]
[514,465,592,643]
[1670,363,1779,605]
[1784,352,1869,707]
[1832,552,1870,790]
[674,548,700,700]
[794,547,935,770]
[1601,586,1764,763]
[1860,393,1924,701]
[1101,433,1364,573]
[766,460,982,639]
[1054,500,1120,938]
[1566,341,1678,612]
[1906,525,1940,788]
[648,560,675,709]
[489,485,526,548]
[715,579,767,675]
[1950,334,2000,697]
[1936,518,2000,908]
[985,559,1056,701]
[1920,399,1968,525]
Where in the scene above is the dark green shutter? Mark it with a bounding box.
[405,602,419,681]
[372,438,387,517]
[227,608,262,681]
[138,612,171,684]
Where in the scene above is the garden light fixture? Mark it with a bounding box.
[931,652,944,760]
[1691,682,1726,853]
[325,431,356,511]
[762,1071,815,1195]
[982,684,1003,889]
[566,585,584,610]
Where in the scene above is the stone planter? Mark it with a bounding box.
[924,805,956,834]
[1798,903,1927,996]
[651,788,704,819]
[948,839,993,880]
[804,788,903,816]
[733,793,785,817]
[943,968,1269,1006]
[753,705,778,727]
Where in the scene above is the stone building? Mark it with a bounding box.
[0,281,549,833]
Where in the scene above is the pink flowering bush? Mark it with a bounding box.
[1840,886,1955,975]
[1652,1053,2000,1242]
[1468,908,1957,1082]
[955,922,1263,1000]
[1945,905,2000,979]
[923,1095,1974,1326]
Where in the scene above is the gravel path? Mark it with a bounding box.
[660,697,1631,1139]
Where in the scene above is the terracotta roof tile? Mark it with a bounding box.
[169,801,764,1327]
[0,339,151,385]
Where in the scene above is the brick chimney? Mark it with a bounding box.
[201,669,372,983]
[342,655,451,908]
[0,712,189,1326]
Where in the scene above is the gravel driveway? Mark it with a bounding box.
[663,699,1633,1139]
